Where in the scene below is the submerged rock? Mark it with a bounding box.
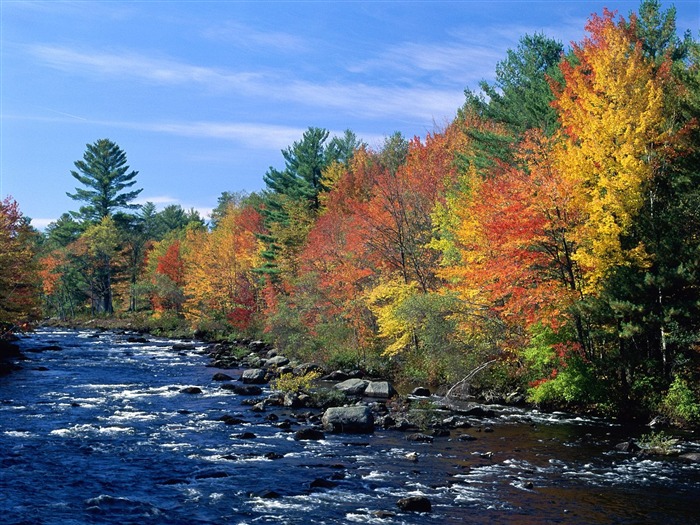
[212,372,233,381]
[180,386,203,394]
[294,428,325,441]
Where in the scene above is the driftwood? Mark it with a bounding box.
[445,358,499,400]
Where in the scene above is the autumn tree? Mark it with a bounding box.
[183,202,263,332]
[0,198,40,333]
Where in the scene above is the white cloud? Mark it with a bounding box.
[29,217,55,230]
[202,21,309,53]
[25,44,463,123]
[134,195,178,206]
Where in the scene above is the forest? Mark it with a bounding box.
[2,1,699,425]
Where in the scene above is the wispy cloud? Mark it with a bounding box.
[202,20,309,53]
[25,44,263,88]
[25,44,463,122]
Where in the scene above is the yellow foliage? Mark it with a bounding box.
[366,276,419,356]
[553,17,668,293]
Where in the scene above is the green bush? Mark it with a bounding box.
[661,376,700,426]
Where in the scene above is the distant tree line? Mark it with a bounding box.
[2,0,699,424]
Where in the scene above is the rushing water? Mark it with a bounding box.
[2,328,700,525]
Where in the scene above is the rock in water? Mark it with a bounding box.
[241,368,267,384]
[334,378,369,396]
[364,381,397,399]
[294,428,325,441]
[180,386,203,394]
[322,406,375,434]
[397,496,432,513]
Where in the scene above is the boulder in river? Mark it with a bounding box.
[334,378,368,396]
[397,496,432,513]
[180,386,203,394]
[221,383,263,396]
[322,406,374,434]
[212,372,233,381]
[294,428,325,441]
[364,381,397,399]
[241,368,267,384]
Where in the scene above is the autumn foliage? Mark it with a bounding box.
[31,1,700,419]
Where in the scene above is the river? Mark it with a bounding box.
[1,328,699,524]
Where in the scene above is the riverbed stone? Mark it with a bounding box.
[364,381,397,399]
[212,372,233,381]
[294,427,325,440]
[180,386,203,394]
[334,378,369,396]
[406,432,434,443]
[397,496,432,513]
[221,383,263,395]
[680,452,700,462]
[322,406,375,434]
[241,368,267,384]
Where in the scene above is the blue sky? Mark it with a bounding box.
[1,1,697,229]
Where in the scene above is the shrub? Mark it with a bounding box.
[270,371,321,394]
[661,376,700,427]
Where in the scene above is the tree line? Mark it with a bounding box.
[2,1,699,424]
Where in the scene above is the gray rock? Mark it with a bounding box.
[265,355,290,367]
[212,372,233,381]
[221,383,263,396]
[680,452,700,462]
[334,378,369,396]
[364,381,397,398]
[241,368,267,384]
[322,406,375,434]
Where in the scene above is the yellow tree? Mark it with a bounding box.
[551,9,671,294]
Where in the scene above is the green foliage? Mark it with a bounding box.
[270,371,321,394]
[661,376,700,426]
[407,399,441,431]
[638,430,680,455]
[309,387,348,409]
[66,138,142,224]
[525,325,609,409]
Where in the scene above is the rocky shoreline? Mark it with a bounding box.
[5,326,700,515]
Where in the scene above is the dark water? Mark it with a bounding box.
[2,329,699,524]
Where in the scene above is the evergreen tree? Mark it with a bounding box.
[67,138,142,224]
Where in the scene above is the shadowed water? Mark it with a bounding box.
[1,328,699,524]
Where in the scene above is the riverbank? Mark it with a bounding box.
[33,316,698,432]
[3,327,700,524]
